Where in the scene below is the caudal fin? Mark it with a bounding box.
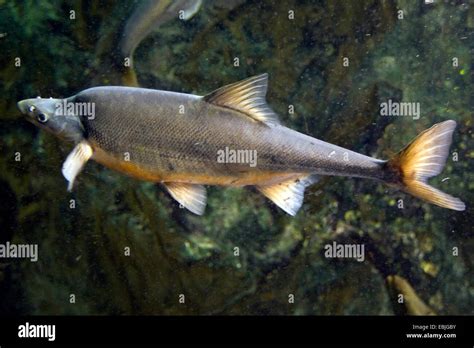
[387,120,465,211]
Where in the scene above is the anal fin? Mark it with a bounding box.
[257,175,318,216]
[164,182,207,215]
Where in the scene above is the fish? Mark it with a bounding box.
[119,0,203,65]
[94,0,202,87]
[387,275,436,315]
[17,74,465,215]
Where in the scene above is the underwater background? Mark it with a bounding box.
[0,0,472,315]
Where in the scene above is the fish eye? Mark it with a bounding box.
[37,113,48,123]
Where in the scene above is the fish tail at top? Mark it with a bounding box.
[385,120,465,211]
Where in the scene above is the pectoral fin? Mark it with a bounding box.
[257,175,318,216]
[62,141,93,192]
[164,182,207,215]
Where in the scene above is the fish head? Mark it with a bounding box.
[17,97,84,142]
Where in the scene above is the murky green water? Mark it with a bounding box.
[0,0,472,315]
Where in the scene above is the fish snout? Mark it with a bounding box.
[17,99,30,114]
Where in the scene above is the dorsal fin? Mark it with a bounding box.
[203,73,280,126]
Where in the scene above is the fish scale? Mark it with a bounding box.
[17,74,465,215]
[77,86,383,181]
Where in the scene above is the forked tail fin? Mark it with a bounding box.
[387,120,465,211]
